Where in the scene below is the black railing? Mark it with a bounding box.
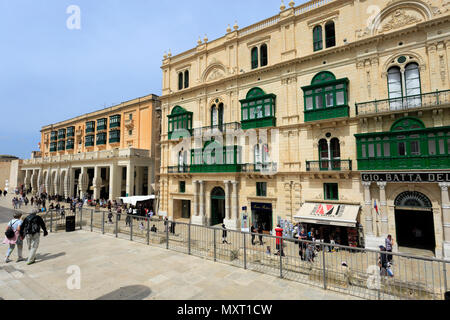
[242,162,278,173]
[193,122,241,134]
[356,89,450,116]
[306,160,352,171]
[168,166,190,173]
[34,207,450,301]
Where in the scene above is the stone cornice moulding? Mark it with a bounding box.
[306,10,340,28]
[160,15,449,101]
[175,63,192,72]
[246,35,272,48]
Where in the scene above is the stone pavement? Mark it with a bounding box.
[0,226,358,300]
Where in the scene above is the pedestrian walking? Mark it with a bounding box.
[298,227,307,260]
[3,212,24,263]
[222,224,229,244]
[170,220,176,234]
[275,224,284,256]
[108,210,113,224]
[258,224,264,246]
[250,224,256,245]
[20,209,48,265]
[385,234,394,263]
[378,245,389,276]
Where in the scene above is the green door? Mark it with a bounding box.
[210,187,225,226]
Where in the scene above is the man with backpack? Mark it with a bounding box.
[20,209,48,265]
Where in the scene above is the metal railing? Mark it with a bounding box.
[356,90,450,116]
[242,162,278,173]
[168,166,190,174]
[306,160,352,171]
[44,208,450,300]
[192,122,241,135]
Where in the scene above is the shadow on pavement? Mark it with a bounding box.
[34,252,66,263]
[95,285,152,300]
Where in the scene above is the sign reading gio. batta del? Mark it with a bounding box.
[361,172,450,183]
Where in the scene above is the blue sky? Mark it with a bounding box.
[0,0,305,158]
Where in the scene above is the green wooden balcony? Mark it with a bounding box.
[190,164,242,173]
[304,105,349,122]
[357,156,450,171]
[356,89,450,116]
[306,160,352,171]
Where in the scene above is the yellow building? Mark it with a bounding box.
[159,0,450,258]
[17,94,161,201]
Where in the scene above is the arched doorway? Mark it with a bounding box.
[210,187,225,226]
[394,191,435,253]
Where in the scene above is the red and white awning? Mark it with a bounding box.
[294,202,360,228]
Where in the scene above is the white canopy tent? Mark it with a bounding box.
[118,195,156,206]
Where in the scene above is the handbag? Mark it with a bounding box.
[5,220,18,239]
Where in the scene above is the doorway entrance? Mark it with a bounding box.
[210,187,225,226]
[394,191,435,253]
[251,202,273,233]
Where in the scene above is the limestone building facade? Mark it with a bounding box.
[17,94,161,201]
[159,0,450,258]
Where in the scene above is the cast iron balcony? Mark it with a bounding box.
[306,160,352,171]
[192,122,242,136]
[356,89,450,116]
[168,166,190,174]
[242,162,278,173]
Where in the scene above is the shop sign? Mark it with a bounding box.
[251,202,272,212]
[361,172,450,183]
[312,204,344,217]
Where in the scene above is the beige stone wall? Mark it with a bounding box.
[39,94,160,157]
[0,161,11,190]
[159,0,450,242]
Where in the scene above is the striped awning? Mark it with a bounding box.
[294,202,360,228]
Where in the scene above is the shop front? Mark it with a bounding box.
[294,202,362,247]
[251,202,273,233]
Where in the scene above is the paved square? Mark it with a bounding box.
[0,228,358,300]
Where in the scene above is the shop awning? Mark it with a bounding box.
[294,202,360,228]
[119,195,156,206]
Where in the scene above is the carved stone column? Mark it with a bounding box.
[93,166,102,200]
[439,182,450,258]
[192,180,206,226]
[126,162,135,197]
[224,181,231,219]
[363,181,373,236]
[377,182,389,237]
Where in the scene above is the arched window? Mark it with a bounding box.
[184,70,189,89]
[387,66,403,110]
[262,144,270,163]
[330,138,341,170]
[319,139,329,169]
[178,72,183,91]
[260,44,268,67]
[211,105,217,126]
[405,63,421,107]
[325,21,336,48]
[254,144,261,164]
[178,150,188,172]
[330,138,340,159]
[251,47,259,69]
[313,26,323,51]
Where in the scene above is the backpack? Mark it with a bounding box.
[24,215,40,235]
[5,220,18,239]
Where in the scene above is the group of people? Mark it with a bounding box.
[378,234,395,277]
[0,189,8,197]
[3,210,48,265]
